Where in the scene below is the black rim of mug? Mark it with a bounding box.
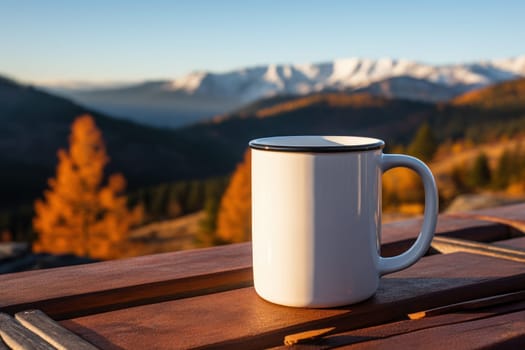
[249,136,385,153]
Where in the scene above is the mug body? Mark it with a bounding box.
[250,136,385,307]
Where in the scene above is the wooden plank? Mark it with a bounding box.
[344,309,525,349]
[381,214,510,257]
[496,236,525,250]
[15,310,99,350]
[449,202,525,233]
[0,313,54,350]
[0,242,252,319]
[271,300,525,349]
[60,252,525,350]
[431,236,525,263]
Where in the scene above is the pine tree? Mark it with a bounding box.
[468,152,491,189]
[216,150,251,243]
[149,184,169,220]
[493,150,512,189]
[510,142,525,183]
[451,164,469,193]
[199,179,226,233]
[186,181,205,213]
[408,123,438,162]
[196,177,229,246]
[33,115,143,259]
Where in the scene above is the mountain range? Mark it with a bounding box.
[43,56,525,128]
[3,68,525,211]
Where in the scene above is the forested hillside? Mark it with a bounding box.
[2,76,525,252]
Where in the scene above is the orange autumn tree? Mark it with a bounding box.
[216,150,251,243]
[33,115,143,259]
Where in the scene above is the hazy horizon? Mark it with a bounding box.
[3,53,521,88]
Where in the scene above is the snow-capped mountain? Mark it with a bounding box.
[44,56,525,128]
[169,56,525,99]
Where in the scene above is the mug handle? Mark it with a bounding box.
[378,154,438,275]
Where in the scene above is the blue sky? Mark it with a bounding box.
[1,0,524,84]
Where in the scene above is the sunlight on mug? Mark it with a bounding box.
[249,136,438,308]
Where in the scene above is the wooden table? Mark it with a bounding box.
[1,204,525,349]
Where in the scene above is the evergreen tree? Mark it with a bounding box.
[148,184,167,219]
[33,115,143,259]
[199,179,226,233]
[186,181,205,213]
[468,152,491,189]
[493,150,512,189]
[408,123,438,162]
[166,197,183,218]
[510,143,525,183]
[167,182,189,216]
[451,165,469,193]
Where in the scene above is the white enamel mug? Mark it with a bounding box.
[249,136,438,308]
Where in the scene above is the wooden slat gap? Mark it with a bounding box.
[15,309,99,350]
[269,300,525,349]
[408,289,525,319]
[336,308,525,348]
[3,267,253,320]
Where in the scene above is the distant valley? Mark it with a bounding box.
[42,56,525,128]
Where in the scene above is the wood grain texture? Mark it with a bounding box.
[0,313,54,350]
[380,214,509,257]
[431,236,525,262]
[0,242,252,319]
[344,309,525,349]
[449,202,525,233]
[270,300,525,349]
[15,310,99,350]
[60,253,525,350]
[496,236,525,250]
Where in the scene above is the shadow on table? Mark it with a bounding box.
[480,334,525,349]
